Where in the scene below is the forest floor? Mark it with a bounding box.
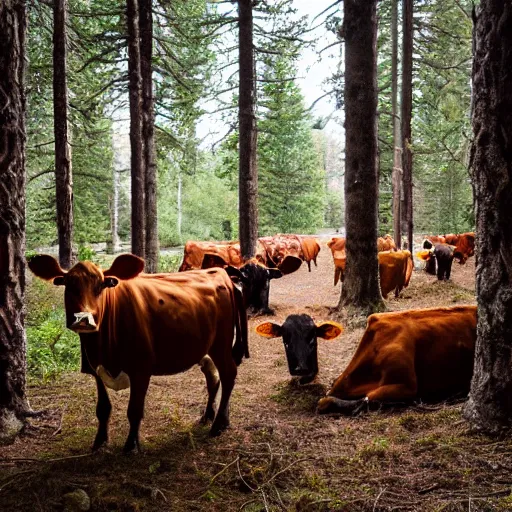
[2,241,512,512]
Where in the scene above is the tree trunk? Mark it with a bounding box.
[140,0,158,273]
[391,0,401,250]
[0,0,30,443]
[463,0,512,433]
[53,0,74,269]
[401,0,413,252]
[338,0,383,316]
[110,166,121,253]
[127,0,145,259]
[238,0,258,260]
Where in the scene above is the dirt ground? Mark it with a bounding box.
[2,240,512,512]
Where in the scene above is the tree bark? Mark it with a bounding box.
[127,0,145,259]
[391,0,401,250]
[0,0,30,443]
[463,0,512,433]
[53,0,74,269]
[238,0,258,260]
[401,0,413,252]
[338,0,383,316]
[140,0,158,273]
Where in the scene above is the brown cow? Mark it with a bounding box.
[426,235,447,244]
[297,235,321,272]
[443,233,460,246]
[28,254,247,452]
[326,237,346,286]
[327,239,412,298]
[453,232,475,264]
[379,250,414,298]
[257,234,303,268]
[318,306,477,414]
[179,240,242,272]
[377,234,397,252]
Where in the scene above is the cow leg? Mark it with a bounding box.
[124,374,150,454]
[208,353,237,437]
[366,383,417,402]
[92,375,112,451]
[199,355,220,424]
[307,261,311,272]
[317,396,367,415]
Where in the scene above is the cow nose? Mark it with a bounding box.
[70,312,97,332]
[294,365,308,374]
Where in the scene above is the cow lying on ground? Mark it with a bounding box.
[327,238,413,298]
[418,243,454,280]
[255,314,343,384]
[28,254,248,452]
[317,306,477,414]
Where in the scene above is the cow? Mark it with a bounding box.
[28,254,248,453]
[378,250,414,298]
[418,244,454,280]
[421,239,437,275]
[327,240,413,298]
[317,306,477,415]
[179,240,242,272]
[443,233,460,246]
[297,236,321,272]
[326,237,346,286]
[257,235,303,269]
[426,235,446,245]
[255,315,343,384]
[200,252,301,316]
[453,232,475,264]
[377,234,397,252]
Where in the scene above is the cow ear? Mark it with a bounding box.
[267,268,283,280]
[225,265,246,283]
[27,254,66,281]
[316,321,343,340]
[104,254,144,280]
[415,250,432,261]
[201,253,228,269]
[278,255,302,275]
[255,322,282,338]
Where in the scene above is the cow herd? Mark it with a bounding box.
[27,230,477,453]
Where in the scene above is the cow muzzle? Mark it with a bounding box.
[70,312,97,333]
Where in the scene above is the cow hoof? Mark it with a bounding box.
[199,409,215,425]
[123,439,141,455]
[209,420,229,437]
[92,434,108,452]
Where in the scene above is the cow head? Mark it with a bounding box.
[256,314,343,384]
[228,262,282,316]
[28,254,144,333]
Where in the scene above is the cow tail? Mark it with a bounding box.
[231,285,249,365]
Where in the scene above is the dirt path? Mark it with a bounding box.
[2,243,500,512]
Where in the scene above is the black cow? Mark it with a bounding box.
[420,241,454,281]
[231,263,283,316]
[422,239,436,275]
[433,244,454,280]
[255,314,343,384]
